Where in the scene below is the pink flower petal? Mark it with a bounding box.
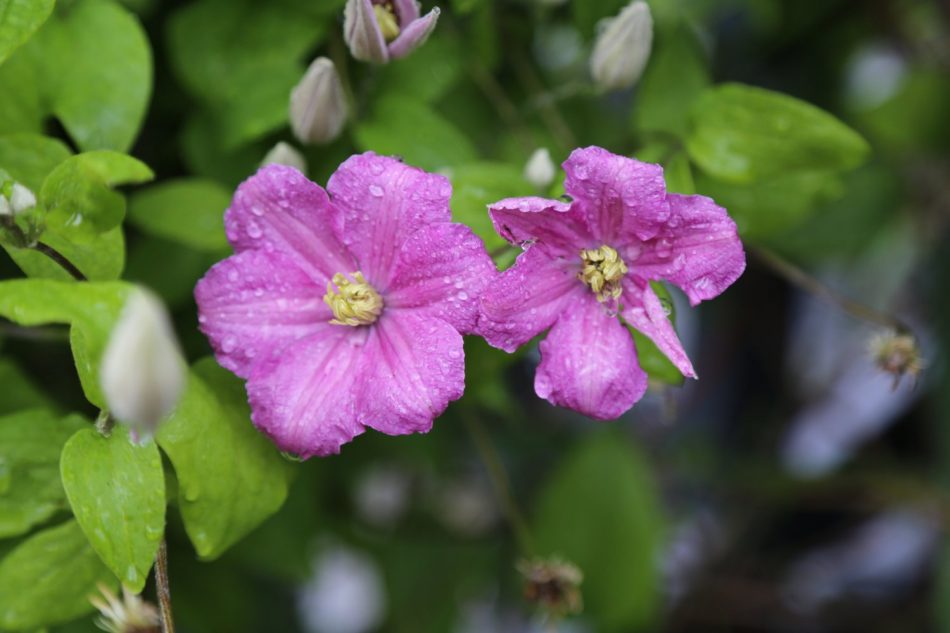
[225,164,355,285]
[195,250,331,378]
[327,152,452,286]
[388,7,440,59]
[633,193,746,306]
[392,0,420,25]
[246,326,369,458]
[489,196,591,255]
[562,146,670,243]
[535,295,647,419]
[386,222,496,334]
[621,279,696,378]
[480,247,584,353]
[344,0,389,63]
[361,310,465,435]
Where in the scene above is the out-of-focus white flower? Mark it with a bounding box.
[524,148,556,189]
[589,0,653,91]
[844,43,907,110]
[297,544,386,633]
[89,583,160,633]
[353,465,411,528]
[289,57,348,145]
[100,289,185,442]
[262,141,308,173]
[435,477,498,537]
[0,182,37,217]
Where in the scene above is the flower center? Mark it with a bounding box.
[373,2,401,42]
[324,272,384,326]
[578,245,628,303]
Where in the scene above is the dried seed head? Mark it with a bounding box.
[868,330,924,389]
[517,557,584,618]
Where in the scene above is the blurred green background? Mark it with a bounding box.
[0,0,948,631]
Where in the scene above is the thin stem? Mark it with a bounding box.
[31,242,86,281]
[509,52,578,151]
[469,62,536,153]
[463,413,534,555]
[751,246,910,334]
[95,411,115,436]
[0,321,69,341]
[155,539,175,633]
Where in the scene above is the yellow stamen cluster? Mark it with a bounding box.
[578,245,628,303]
[324,272,384,326]
[373,3,401,42]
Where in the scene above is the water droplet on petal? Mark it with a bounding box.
[369,184,384,197]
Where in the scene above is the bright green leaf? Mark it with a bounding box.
[449,162,533,251]
[41,150,153,241]
[533,432,664,632]
[0,409,86,538]
[128,179,231,251]
[60,427,165,592]
[687,83,871,184]
[0,359,49,414]
[5,225,125,281]
[0,279,132,408]
[376,34,463,104]
[0,520,117,630]
[663,151,695,195]
[0,46,44,135]
[157,358,292,560]
[634,25,710,139]
[355,95,477,171]
[0,134,71,192]
[0,0,54,66]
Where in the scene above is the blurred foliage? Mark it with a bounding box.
[0,0,946,631]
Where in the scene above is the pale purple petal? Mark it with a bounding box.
[632,193,746,306]
[621,279,696,378]
[386,222,495,334]
[489,196,591,255]
[327,152,452,286]
[195,250,331,378]
[391,0,420,25]
[360,310,464,435]
[562,146,670,243]
[225,164,354,285]
[388,8,440,59]
[246,326,369,458]
[535,297,647,419]
[344,0,389,63]
[479,247,584,353]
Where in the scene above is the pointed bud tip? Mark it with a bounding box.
[590,0,654,92]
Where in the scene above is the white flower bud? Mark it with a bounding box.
[0,182,37,216]
[290,57,348,145]
[590,0,654,92]
[524,148,556,189]
[100,289,185,442]
[262,141,308,173]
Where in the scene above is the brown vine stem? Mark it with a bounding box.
[32,241,86,281]
[463,413,535,556]
[155,538,175,633]
[751,246,911,334]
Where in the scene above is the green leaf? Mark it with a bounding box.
[167,0,327,147]
[45,0,152,152]
[157,358,291,560]
[449,162,534,251]
[687,83,870,184]
[0,134,72,191]
[663,151,695,195]
[128,179,231,252]
[627,282,684,386]
[0,46,44,135]
[375,34,463,104]
[355,95,477,171]
[60,427,165,592]
[0,520,117,630]
[0,279,132,408]
[695,169,844,240]
[533,432,664,632]
[0,0,54,65]
[0,409,87,538]
[4,224,125,281]
[0,359,49,414]
[633,24,710,139]
[41,150,153,241]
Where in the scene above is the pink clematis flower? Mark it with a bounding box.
[480,146,746,419]
[344,0,440,64]
[195,154,494,458]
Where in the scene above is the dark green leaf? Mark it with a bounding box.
[0,520,117,630]
[0,409,86,537]
[533,432,664,631]
[627,282,684,386]
[128,179,231,252]
[687,83,870,183]
[61,426,165,592]
[449,162,533,251]
[0,359,49,414]
[157,358,292,560]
